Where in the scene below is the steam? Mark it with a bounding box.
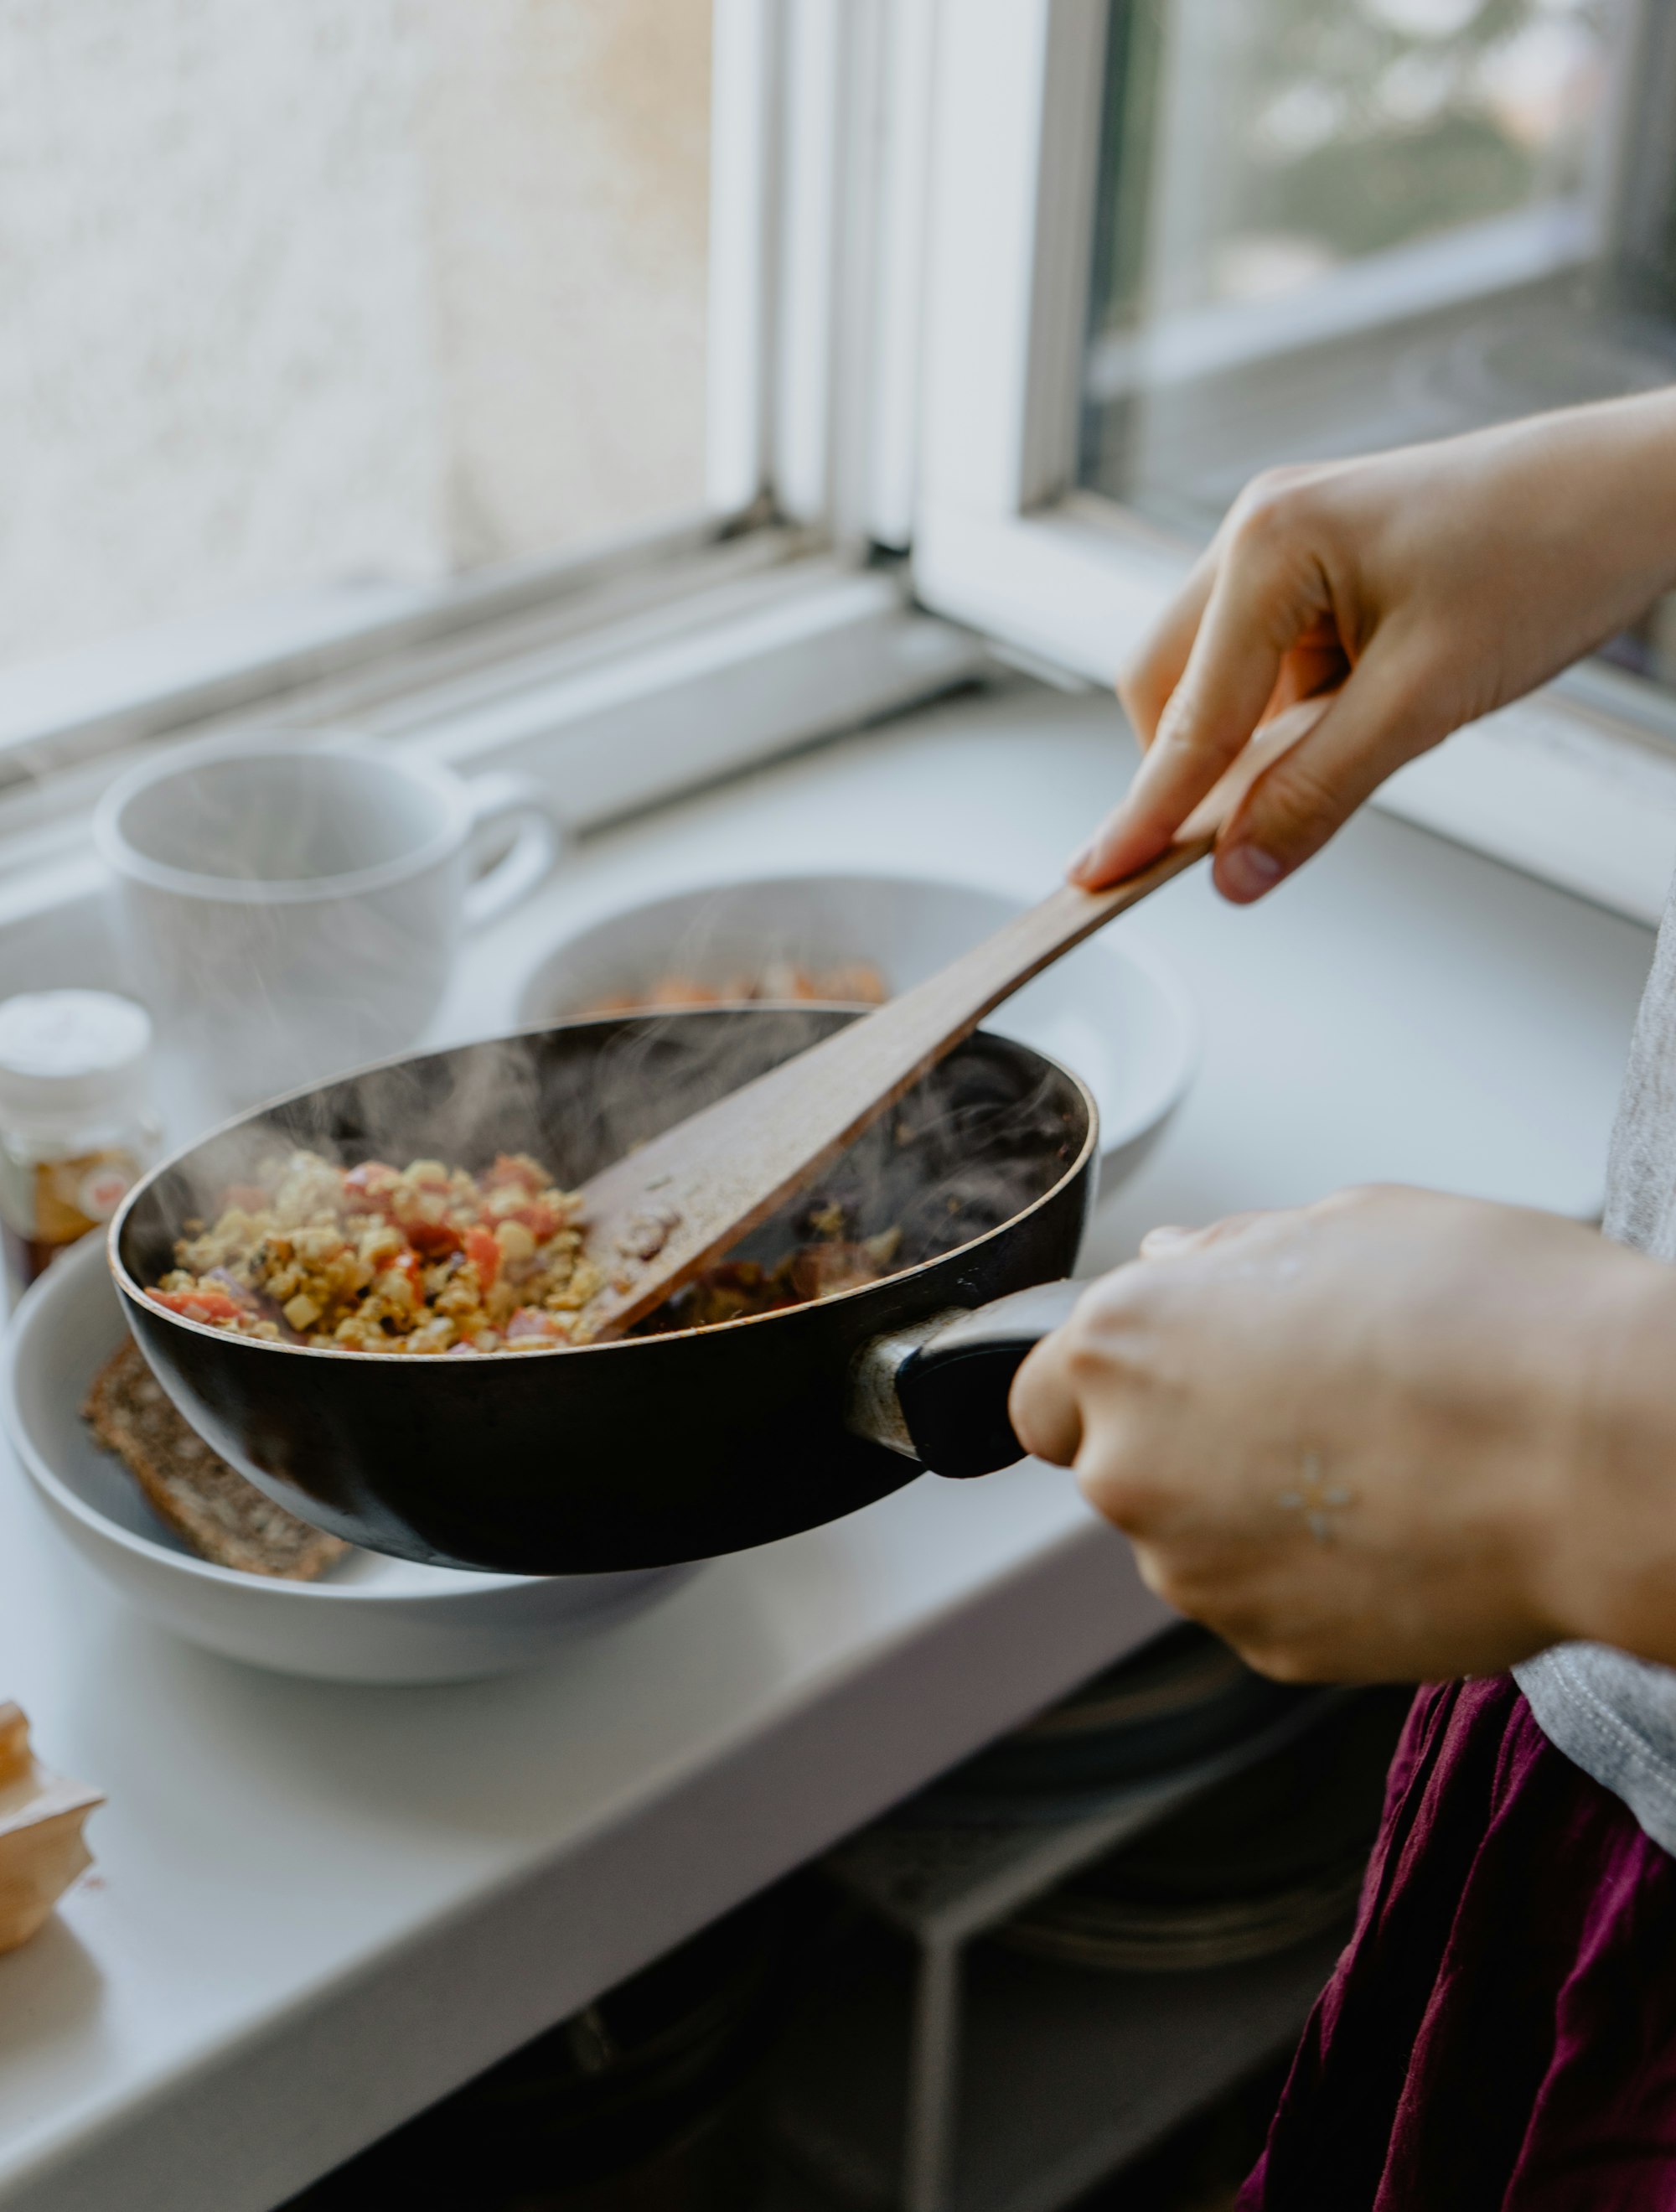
[110,765,1086,1304]
[122,1007,1084,1298]
[103,737,464,1125]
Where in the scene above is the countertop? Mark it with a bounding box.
[0,681,1656,2211]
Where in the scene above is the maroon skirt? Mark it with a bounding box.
[1238,1673,1676,2211]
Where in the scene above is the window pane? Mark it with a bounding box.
[1081,1,1676,689]
[1,1,711,671]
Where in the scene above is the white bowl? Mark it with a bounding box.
[516,872,1198,1191]
[2,1237,697,1685]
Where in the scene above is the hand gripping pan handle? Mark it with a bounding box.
[847,1280,1087,1479]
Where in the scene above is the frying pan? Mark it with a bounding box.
[111,1007,1093,1575]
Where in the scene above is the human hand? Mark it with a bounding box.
[1070,391,1676,904]
[1010,1186,1676,1683]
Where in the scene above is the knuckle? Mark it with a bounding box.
[1318,1181,1395,1217]
[1131,1551,1180,1608]
[1154,698,1229,764]
[1251,460,1316,496]
[1063,1329,1113,1387]
[1060,1293,1146,1375]
[1128,1541,1188,1608]
[1077,1445,1160,1533]
[1229,471,1314,554]
[1244,1640,1332,1686]
[1193,1603,1308,1680]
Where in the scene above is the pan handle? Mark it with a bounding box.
[847,1280,1086,1480]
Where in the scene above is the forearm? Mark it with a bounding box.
[1461,391,1676,689]
[1543,1247,1676,1668]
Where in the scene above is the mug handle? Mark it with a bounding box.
[461,771,566,929]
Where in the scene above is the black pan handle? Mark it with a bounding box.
[847,1280,1086,1480]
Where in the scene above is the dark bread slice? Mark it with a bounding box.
[83,1340,349,1581]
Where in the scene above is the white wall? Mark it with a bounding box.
[0,0,711,670]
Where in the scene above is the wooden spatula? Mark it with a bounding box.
[579,698,1335,1335]
[572,706,1322,1339]
[572,834,1204,1339]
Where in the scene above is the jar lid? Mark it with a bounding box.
[0,992,153,1130]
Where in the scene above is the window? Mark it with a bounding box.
[0,2,982,940]
[1080,0,1676,692]
[913,0,1676,925]
[1084,0,1619,535]
[2,0,712,673]
[16,0,1676,935]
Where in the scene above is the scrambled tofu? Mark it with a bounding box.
[149,1149,603,1355]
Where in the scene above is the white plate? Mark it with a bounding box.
[2,1236,697,1685]
[515,871,1199,1192]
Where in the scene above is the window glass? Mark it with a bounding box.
[1081,0,1676,685]
[0,0,711,672]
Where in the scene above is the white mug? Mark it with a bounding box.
[93,734,563,1116]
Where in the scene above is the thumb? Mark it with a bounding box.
[1212,645,1444,903]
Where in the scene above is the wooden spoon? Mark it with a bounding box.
[572,837,1209,1340]
[572,706,1322,1340]
[575,829,1212,1339]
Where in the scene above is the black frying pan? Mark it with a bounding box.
[111,1007,1093,1574]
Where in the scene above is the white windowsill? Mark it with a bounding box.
[0,550,988,1011]
[0,510,737,788]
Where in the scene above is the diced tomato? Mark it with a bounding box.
[342,1161,400,1213]
[403,1217,462,1258]
[508,1200,562,1241]
[148,1287,247,1324]
[463,1225,500,1290]
[384,1249,425,1292]
[505,1306,563,1342]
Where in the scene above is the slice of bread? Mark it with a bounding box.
[83,1340,349,1581]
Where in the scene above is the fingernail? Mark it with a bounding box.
[1065,841,1098,882]
[1218,845,1285,903]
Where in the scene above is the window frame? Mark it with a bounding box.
[909,0,1676,928]
[0,0,997,985]
[0,2,960,816]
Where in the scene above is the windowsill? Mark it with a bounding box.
[0,515,739,790]
[0,549,987,1026]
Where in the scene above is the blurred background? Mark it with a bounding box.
[0,0,711,669]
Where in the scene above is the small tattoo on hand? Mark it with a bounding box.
[1278,1451,1355,1545]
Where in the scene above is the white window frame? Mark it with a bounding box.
[908,0,1676,928]
[0,0,972,822]
[0,0,987,965]
[24,0,1675,945]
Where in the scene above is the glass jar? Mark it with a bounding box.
[0,992,161,1305]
